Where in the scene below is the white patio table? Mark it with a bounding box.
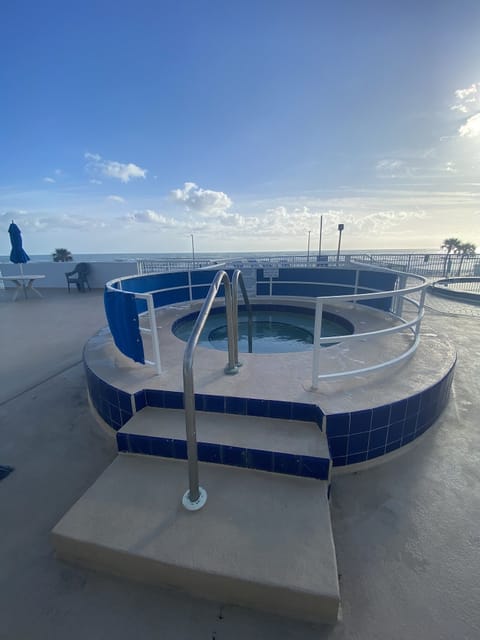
[0,274,45,301]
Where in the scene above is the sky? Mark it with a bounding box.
[1,0,479,256]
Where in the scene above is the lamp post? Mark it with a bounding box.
[191,234,195,269]
[336,224,344,266]
[317,215,323,261]
[307,230,311,264]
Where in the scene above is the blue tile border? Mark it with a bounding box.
[85,350,455,472]
[115,432,330,480]
[327,362,456,467]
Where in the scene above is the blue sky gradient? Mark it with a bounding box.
[1,1,479,255]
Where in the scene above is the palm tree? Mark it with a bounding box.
[52,248,73,262]
[455,242,477,276]
[441,238,461,276]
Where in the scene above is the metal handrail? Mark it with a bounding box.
[231,269,253,364]
[311,279,428,388]
[182,270,238,511]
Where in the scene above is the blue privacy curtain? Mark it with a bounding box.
[104,289,145,364]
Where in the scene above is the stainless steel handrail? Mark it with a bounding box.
[182,270,238,511]
[231,269,253,364]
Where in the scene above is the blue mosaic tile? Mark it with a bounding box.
[172,439,187,459]
[385,439,401,454]
[415,422,429,437]
[246,398,269,417]
[109,404,122,427]
[134,390,146,412]
[387,420,404,443]
[421,384,438,408]
[367,446,386,460]
[390,399,407,422]
[406,394,421,418]
[314,405,324,427]
[328,436,348,458]
[291,402,317,422]
[332,455,347,467]
[120,409,133,425]
[347,451,368,465]
[247,449,274,472]
[194,395,204,411]
[198,442,221,464]
[98,400,110,424]
[116,432,129,452]
[404,415,417,436]
[274,454,300,475]
[299,456,329,479]
[118,391,133,413]
[151,437,175,458]
[127,435,151,455]
[349,409,372,434]
[327,413,350,437]
[221,446,247,467]
[402,432,415,446]
[225,396,247,415]
[146,389,165,407]
[203,395,225,413]
[369,426,388,450]
[103,383,119,405]
[269,400,291,419]
[348,432,369,455]
[164,391,184,410]
[371,405,391,428]
[416,406,430,429]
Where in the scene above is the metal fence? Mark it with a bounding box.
[137,253,480,278]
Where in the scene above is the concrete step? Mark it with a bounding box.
[117,407,330,480]
[52,454,339,624]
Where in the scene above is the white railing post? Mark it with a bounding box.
[396,274,407,316]
[146,293,162,375]
[311,300,323,390]
[188,270,193,302]
[415,288,427,338]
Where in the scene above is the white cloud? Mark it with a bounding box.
[458,112,480,138]
[454,84,478,101]
[43,177,56,183]
[125,209,180,227]
[452,83,480,119]
[171,182,232,215]
[375,159,409,177]
[90,179,102,185]
[107,195,126,203]
[85,152,147,183]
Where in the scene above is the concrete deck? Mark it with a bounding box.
[52,455,338,624]
[1,288,480,639]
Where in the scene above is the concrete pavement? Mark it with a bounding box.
[0,288,479,639]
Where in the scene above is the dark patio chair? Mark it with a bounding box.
[65,263,91,293]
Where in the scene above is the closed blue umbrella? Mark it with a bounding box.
[8,221,30,274]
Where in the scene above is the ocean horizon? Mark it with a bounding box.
[0,248,442,263]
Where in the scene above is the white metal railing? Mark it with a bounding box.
[106,266,428,387]
[311,273,428,388]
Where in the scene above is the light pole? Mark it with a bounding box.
[307,230,311,264]
[336,223,344,266]
[317,215,323,261]
[191,234,195,269]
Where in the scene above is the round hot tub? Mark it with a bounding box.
[172,304,354,354]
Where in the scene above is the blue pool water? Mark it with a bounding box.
[172,305,353,354]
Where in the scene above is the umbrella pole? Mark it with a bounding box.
[19,263,27,299]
